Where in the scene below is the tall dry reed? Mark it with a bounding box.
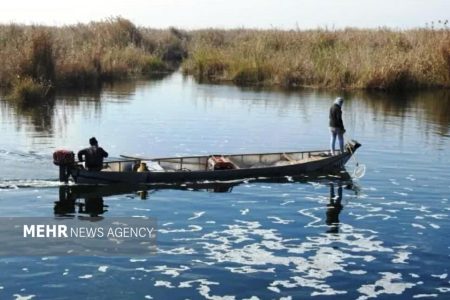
[182,28,450,90]
[1,19,449,101]
[0,17,188,102]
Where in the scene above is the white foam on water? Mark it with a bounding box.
[364,187,377,191]
[394,192,408,196]
[406,175,416,181]
[98,266,108,272]
[410,273,420,278]
[159,225,202,233]
[404,206,431,213]
[157,247,196,255]
[198,284,235,300]
[298,209,322,227]
[137,265,189,277]
[267,286,280,293]
[0,179,63,190]
[426,214,448,220]
[178,279,217,288]
[395,245,416,250]
[281,200,295,206]
[240,209,249,215]
[146,198,432,298]
[131,215,149,219]
[429,223,440,229]
[267,216,294,225]
[270,277,346,297]
[13,295,35,300]
[431,274,447,279]
[206,221,216,224]
[390,179,400,185]
[144,296,153,299]
[367,207,383,212]
[191,219,398,296]
[356,272,415,300]
[154,281,175,288]
[133,208,151,211]
[392,251,411,264]
[348,270,367,275]
[162,222,173,226]
[40,257,57,261]
[226,266,275,274]
[381,200,409,206]
[412,223,426,229]
[189,211,206,220]
[78,274,93,279]
[437,287,450,292]
[355,214,395,221]
[413,294,438,298]
[176,279,234,300]
[130,258,147,262]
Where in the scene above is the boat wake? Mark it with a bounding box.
[0,179,63,190]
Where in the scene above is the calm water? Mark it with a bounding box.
[0,73,449,299]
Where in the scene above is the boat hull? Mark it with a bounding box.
[68,149,355,185]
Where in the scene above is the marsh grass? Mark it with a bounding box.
[7,76,51,104]
[1,19,450,100]
[0,17,187,101]
[183,28,450,90]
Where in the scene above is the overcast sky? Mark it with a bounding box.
[1,0,449,29]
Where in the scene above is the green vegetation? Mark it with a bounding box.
[1,18,450,104]
[183,28,450,90]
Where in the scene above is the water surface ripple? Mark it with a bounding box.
[0,73,449,299]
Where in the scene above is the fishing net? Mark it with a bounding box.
[352,163,366,179]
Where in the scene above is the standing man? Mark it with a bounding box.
[77,137,108,171]
[329,97,346,155]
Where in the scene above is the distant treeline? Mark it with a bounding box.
[1,18,449,103]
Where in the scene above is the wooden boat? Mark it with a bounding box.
[55,140,361,185]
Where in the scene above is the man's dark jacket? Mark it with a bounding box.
[77,146,108,171]
[329,104,345,130]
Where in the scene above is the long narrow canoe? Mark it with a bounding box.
[58,140,361,185]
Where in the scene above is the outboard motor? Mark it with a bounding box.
[53,150,75,183]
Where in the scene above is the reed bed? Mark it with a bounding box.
[1,18,449,104]
[182,28,450,90]
[0,17,188,103]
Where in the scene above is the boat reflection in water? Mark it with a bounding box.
[54,186,109,221]
[54,181,239,220]
[54,173,357,228]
